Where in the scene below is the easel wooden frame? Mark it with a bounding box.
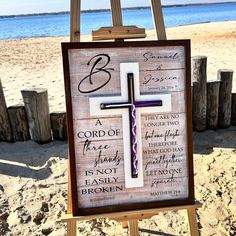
[70,0,166,42]
[63,0,202,235]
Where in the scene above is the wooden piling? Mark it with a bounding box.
[218,69,233,128]
[231,93,236,126]
[192,56,207,131]
[206,81,220,129]
[21,88,52,144]
[8,105,31,142]
[0,79,12,142]
[50,112,67,141]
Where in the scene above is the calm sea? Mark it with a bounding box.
[0,2,236,40]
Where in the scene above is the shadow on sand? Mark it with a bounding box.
[139,228,178,236]
[0,140,68,179]
[0,126,235,179]
[193,126,236,154]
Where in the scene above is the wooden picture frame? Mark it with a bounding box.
[62,40,194,216]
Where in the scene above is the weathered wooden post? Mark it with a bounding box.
[192,56,207,131]
[8,105,31,142]
[0,79,12,142]
[231,93,236,126]
[21,88,52,144]
[206,81,220,129]
[218,69,233,128]
[50,112,67,141]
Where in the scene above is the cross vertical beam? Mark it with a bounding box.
[128,73,138,178]
[101,73,162,178]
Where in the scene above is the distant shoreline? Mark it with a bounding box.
[0,1,235,19]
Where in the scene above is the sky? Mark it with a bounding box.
[0,0,234,16]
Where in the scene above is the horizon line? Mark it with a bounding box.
[0,1,235,18]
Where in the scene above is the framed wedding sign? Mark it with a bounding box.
[62,40,194,216]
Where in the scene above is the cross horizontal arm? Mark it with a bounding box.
[101,101,162,109]
[100,102,132,109]
[135,101,162,107]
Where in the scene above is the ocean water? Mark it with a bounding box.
[0,2,236,40]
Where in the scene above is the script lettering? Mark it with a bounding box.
[78,120,123,198]
[78,54,114,93]
[142,113,186,196]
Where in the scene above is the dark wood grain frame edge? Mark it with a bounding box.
[62,44,80,215]
[62,40,195,216]
[184,40,195,202]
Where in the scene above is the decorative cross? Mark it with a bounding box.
[89,62,172,188]
[100,73,162,178]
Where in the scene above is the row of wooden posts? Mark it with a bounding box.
[192,56,235,131]
[0,86,67,143]
[0,56,235,144]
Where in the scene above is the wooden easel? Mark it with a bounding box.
[62,0,202,235]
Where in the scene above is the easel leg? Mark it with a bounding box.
[67,158,76,236]
[187,208,199,236]
[122,221,129,228]
[67,220,77,236]
[128,220,139,236]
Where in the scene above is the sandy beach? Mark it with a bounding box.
[0,21,235,111]
[0,21,236,235]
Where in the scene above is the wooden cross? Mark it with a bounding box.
[89,62,172,188]
[101,73,162,178]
